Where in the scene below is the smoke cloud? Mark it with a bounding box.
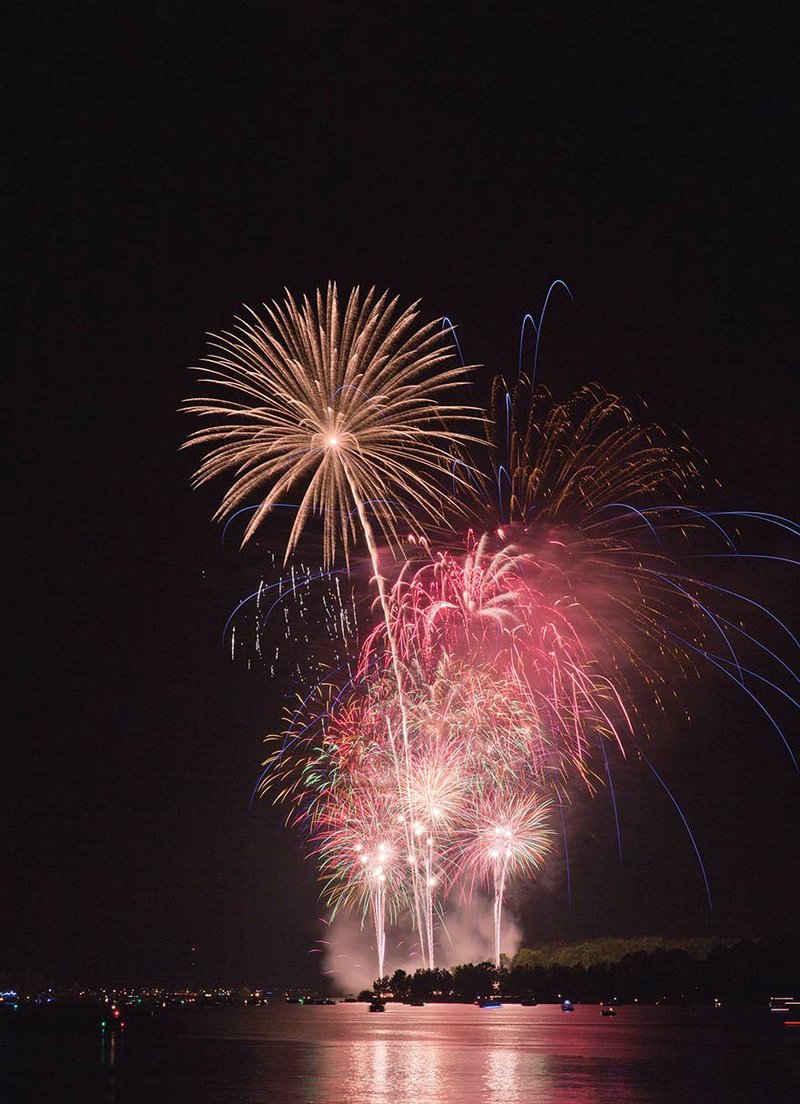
[320,894,524,994]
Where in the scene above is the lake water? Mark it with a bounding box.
[3,1003,798,1103]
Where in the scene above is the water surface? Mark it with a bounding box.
[3,1003,798,1103]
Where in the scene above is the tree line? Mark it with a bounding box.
[361,936,799,1003]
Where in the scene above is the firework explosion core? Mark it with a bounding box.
[185,284,798,981]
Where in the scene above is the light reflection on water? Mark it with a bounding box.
[270,1004,797,1104]
[483,1047,522,1104]
[346,1035,445,1104]
[343,1036,530,1104]
[2,1003,798,1103]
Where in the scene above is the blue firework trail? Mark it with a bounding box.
[668,631,799,774]
[517,279,574,382]
[441,317,466,367]
[639,751,713,914]
[559,804,573,915]
[597,736,623,862]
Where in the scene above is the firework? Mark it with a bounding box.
[182,283,477,565]
[263,650,562,970]
[361,532,632,783]
[261,377,797,978]
[311,778,406,980]
[186,294,798,985]
[453,792,555,967]
[473,377,799,769]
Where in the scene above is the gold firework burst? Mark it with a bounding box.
[183,283,477,565]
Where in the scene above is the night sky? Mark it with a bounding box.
[8,5,798,988]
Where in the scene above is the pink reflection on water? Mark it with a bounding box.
[483,1048,521,1103]
[346,1033,445,1103]
[245,1003,790,1103]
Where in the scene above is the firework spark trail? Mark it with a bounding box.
[639,750,713,913]
[517,278,574,382]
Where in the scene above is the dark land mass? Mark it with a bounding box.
[3,936,798,1019]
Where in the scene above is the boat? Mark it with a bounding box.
[409,999,425,1007]
[520,997,537,1007]
[309,998,337,1005]
[769,996,800,1026]
[476,997,503,1008]
[600,1005,617,1017]
[369,999,386,1013]
[561,999,574,1012]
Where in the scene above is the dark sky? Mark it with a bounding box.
[8,4,798,987]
